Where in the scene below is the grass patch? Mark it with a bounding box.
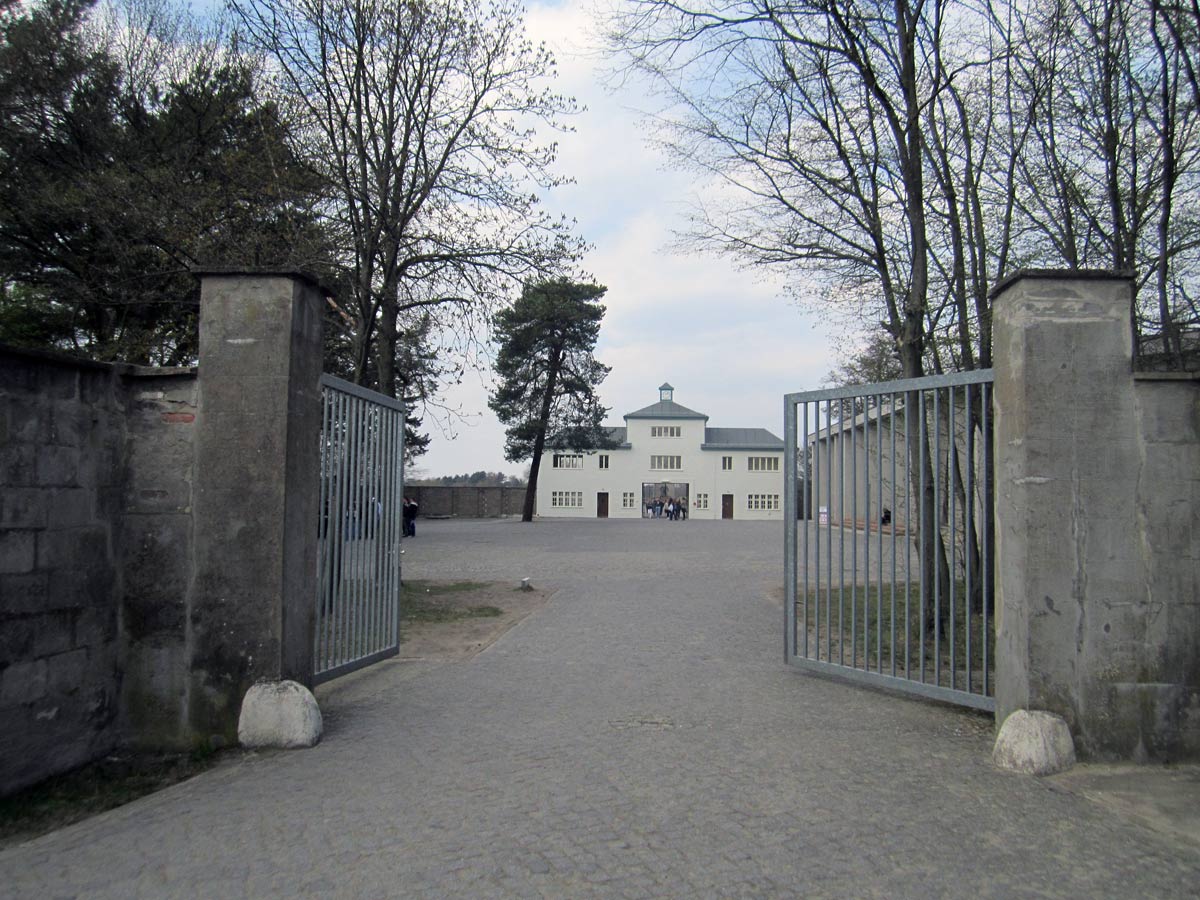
[401,580,504,624]
[796,580,995,686]
[403,579,489,596]
[0,749,221,849]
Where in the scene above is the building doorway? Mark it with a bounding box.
[642,482,689,518]
[721,494,734,519]
[597,492,609,518]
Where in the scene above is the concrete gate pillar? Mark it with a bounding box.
[189,270,324,743]
[990,269,1200,761]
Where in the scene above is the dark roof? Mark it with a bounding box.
[701,427,784,450]
[659,382,674,391]
[624,399,709,420]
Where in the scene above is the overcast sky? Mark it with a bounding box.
[414,0,845,480]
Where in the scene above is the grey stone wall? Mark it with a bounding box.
[1,345,203,793]
[118,372,198,748]
[994,271,1200,761]
[1,348,130,793]
[410,485,527,519]
[1127,374,1200,755]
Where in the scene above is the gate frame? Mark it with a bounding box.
[313,373,405,685]
[784,369,996,712]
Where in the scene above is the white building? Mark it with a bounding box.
[535,384,785,520]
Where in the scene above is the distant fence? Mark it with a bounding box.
[409,485,527,518]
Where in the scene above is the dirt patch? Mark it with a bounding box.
[0,749,223,851]
[400,580,554,660]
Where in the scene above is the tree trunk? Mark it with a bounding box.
[521,346,563,522]
[375,299,398,398]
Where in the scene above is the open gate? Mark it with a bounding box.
[784,371,996,712]
[314,374,404,684]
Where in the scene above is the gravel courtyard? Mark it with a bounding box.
[1,517,1196,898]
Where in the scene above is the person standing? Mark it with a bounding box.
[403,496,418,537]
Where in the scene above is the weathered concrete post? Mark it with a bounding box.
[189,271,324,744]
[993,269,1200,761]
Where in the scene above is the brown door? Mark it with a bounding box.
[721,494,734,519]
[597,492,609,518]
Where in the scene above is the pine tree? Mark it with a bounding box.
[489,279,615,521]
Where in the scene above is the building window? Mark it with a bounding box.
[651,425,681,438]
[721,456,733,470]
[650,455,682,470]
[747,494,780,510]
[553,453,583,469]
[748,456,780,472]
[599,454,610,469]
[622,492,636,508]
[551,491,583,508]
[695,493,709,510]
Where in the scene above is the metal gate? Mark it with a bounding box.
[784,371,995,711]
[314,374,404,684]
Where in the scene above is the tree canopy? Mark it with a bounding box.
[1,0,587,457]
[0,0,325,365]
[488,278,614,521]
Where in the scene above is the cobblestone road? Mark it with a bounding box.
[2,518,1197,898]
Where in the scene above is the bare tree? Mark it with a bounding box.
[1009,0,1200,356]
[229,0,584,397]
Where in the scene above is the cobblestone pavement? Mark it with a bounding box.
[3,518,1198,898]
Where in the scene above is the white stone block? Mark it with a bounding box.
[993,709,1076,775]
[238,680,323,749]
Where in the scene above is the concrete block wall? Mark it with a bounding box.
[0,348,127,793]
[1127,375,1200,755]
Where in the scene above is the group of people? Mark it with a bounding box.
[645,496,687,520]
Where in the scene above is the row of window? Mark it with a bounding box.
[552,453,780,472]
[650,425,682,438]
[548,491,781,511]
[747,494,781,510]
[723,456,775,471]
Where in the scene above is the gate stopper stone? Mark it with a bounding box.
[993,709,1075,775]
[238,680,323,749]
